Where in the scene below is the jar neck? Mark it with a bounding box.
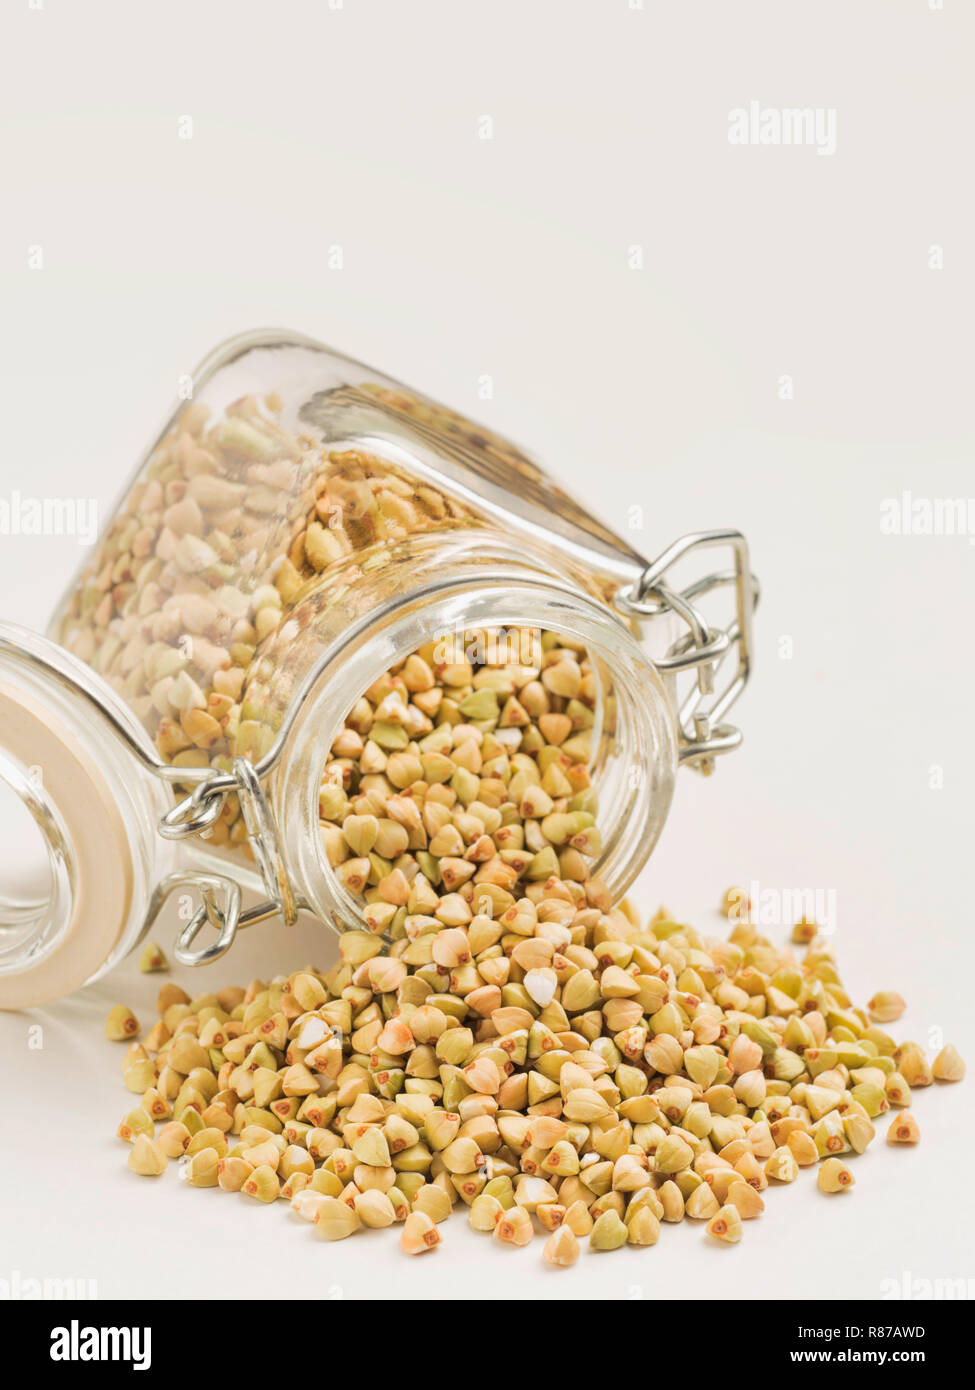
[267,569,678,932]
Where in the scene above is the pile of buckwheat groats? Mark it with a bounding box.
[107,630,966,1264]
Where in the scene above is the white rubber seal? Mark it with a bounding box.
[0,680,134,1009]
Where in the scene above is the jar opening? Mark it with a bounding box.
[310,626,628,935]
[0,747,73,976]
[273,579,678,935]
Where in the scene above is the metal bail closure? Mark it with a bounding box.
[615,529,759,775]
[145,872,242,968]
[154,756,298,967]
[231,756,298,927]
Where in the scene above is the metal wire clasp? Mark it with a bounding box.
[0,625,301,968]
[616,529,759,775]
[154,756,298,966]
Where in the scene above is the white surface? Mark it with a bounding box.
[1,0,973,1302]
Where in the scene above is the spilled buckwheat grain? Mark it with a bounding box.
[113,908,964,1260]
[110,637,965,1263]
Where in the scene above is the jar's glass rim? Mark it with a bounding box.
[272,572,678,933]
[0,622,170,778]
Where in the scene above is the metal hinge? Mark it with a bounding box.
[156,756,298,965]
[616,529,759,775]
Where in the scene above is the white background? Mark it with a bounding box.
[1,0,973,1303]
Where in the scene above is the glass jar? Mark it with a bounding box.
[0,330,757,1008]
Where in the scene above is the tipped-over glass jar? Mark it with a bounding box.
[0,330,757,1007]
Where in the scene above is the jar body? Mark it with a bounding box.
[49,332,676,921]
[0,331,760,1006]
